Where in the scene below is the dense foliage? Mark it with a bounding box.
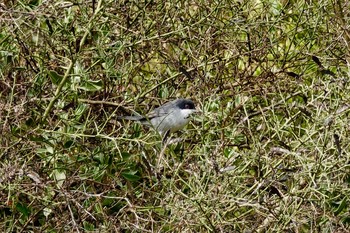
[1,0,350,231]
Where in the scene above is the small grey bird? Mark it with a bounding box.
[118,98,198,137]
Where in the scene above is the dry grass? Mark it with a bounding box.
[1,0,350,232]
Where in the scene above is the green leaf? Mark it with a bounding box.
[78,79,102,91]
[46,145,54,154]
[121,152,131,160]
[83,221,95,231]
[16,202,31,218]
[51,170,66,188]
[334,197,348,215]
[29,135,45,142]
[64,140,74,148]
[48,70,63,85]
[122,171,141,182]
[74,104,87,117]
[43,207,52,217]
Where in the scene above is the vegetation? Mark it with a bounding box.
[1,0,350,231]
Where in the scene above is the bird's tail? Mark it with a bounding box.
[117,115,144,121]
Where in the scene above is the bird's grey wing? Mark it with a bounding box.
[146,100,177,118]
[119,99,178,121]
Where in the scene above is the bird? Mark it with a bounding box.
[118,98,198,138]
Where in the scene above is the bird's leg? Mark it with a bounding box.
[162,130,183,145]
[157,133,171,173]
[162,130,170,144]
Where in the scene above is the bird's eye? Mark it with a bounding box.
[184,104,190,109]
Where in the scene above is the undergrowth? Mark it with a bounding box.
[1,0,350,232]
